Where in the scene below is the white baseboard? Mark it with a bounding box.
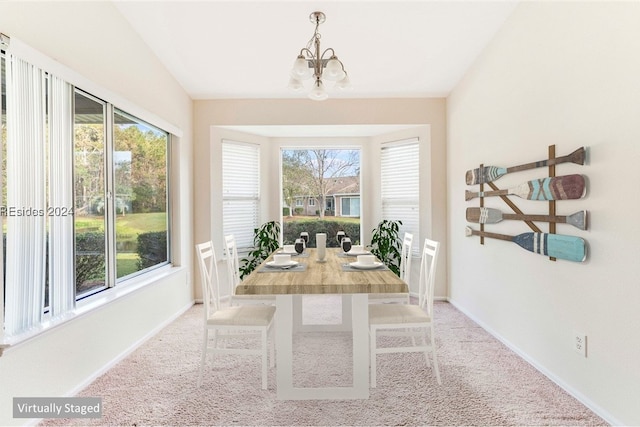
[447,298,620,426]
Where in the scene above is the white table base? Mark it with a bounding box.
[292,294,352,332]
[275,294,370,400]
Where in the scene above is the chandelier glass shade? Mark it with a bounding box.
[288,11,351,101]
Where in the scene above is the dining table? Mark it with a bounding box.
[236,247,408,400]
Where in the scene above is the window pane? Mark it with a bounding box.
[351,197,360,216]
[282,149,360,246]
[341,197,350,216]
[113,110,169,279]
[74,91,107,296]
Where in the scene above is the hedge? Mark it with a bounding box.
[283,219,361,247]
[137,231,167,270]
[76,232,106,288]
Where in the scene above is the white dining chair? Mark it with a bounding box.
[369,238,442,387]
[196,241,275,389]
[368,232,413,304]
[224,234,275,305]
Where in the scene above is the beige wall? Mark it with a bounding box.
[193,99,447,300]
[447,2,640,425]
[0,3,194,425]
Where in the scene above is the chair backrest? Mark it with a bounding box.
[399,232,414,284]
[224,234,241,295]
[418,238,440,316]
[196,241,221,319]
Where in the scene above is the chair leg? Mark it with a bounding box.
[370,326,377,388]
[261,328,268,390]
[198,328,208,387]
[269,325,275,368]
[430,328,442,385]
[422,330,431,367]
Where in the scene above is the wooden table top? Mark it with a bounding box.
[236,248,409,295]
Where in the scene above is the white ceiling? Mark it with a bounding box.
[113,0,519,101]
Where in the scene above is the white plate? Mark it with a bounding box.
[349,261,384,270]
[346,250,371,256]
[266,260,299,268]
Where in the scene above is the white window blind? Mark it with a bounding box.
[222,140,260,252]
[48,75,75,316]
[4,55,48,336]
[381,138,420,255]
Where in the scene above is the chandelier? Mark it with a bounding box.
[288,11,351,101]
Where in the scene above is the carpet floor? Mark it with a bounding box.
[40,297,607,426]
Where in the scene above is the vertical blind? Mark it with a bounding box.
[48,75,75,316]
[4,56,48,335]
[3,56,76,337]
[381,138,420,255]
[222,140,260,252]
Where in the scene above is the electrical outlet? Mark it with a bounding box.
[574,332,587,357]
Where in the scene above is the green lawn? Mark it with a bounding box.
[76,212,167,277]
[76,212,167,234]
[115,212,168,233]
[117,252,140,278]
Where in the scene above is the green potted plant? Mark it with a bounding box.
[370,219,403,276]
[239,220,281,279]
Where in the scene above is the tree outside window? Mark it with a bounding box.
[281,149,361,246]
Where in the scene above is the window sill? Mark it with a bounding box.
[0,265,184,355]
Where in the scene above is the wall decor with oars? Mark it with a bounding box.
[464,145,588,262]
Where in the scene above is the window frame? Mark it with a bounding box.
[1,45,174,343]
[279,147,362,244]
[111,107,171,284]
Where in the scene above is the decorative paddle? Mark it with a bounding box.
[466,147,585,185]
[466,207,587,230]
[464,174,585,201]
[465,226,587,262]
